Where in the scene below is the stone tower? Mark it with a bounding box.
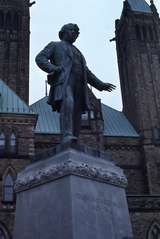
[115,0,160,141]
[0,0,31,104]
[116,0,160,197]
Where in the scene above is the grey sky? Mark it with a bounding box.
[29,0,160,110]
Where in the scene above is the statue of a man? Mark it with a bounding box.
[35,23,115,143]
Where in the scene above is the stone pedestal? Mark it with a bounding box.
[13,146,133,239]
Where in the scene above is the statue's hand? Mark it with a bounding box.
[102,83,116,92]
[54,66,63,73]
[47,66,63,85]
[48,66,63,76]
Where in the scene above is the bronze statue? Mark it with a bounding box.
[35,23,115,143]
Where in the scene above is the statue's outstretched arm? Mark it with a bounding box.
[86,67,116,92]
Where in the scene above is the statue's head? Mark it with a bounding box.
[59,23,80,44]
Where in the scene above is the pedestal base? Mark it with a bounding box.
[13,147,133,239]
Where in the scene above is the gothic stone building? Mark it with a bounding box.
[0,0,160,238]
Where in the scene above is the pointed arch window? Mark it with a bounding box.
[0,223,9,239]
[148,221,160,239]
[0,228,6,239]
[3,174,14,203]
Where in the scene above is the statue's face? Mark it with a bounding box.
[62,25,79,43]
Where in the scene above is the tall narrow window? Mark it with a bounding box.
[81,111,90,128]
[0,11,4,29]
[149,27,154,41]
[0,133,5,154]
[10,133,16,154]
[148,221,160,239]
[13,12,19,30]
[5,12,11,30]
[81,111,95,128]
[154,28,158,41]
[142,26,147,40]
[3,174,14,203]
[90,111,95,120]
[152,128,160,145]
[135,25,141,41]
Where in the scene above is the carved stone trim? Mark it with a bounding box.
[128,196,160,211]
[15,149,127,192]
[106,145,140,151]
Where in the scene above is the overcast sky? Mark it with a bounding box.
[29,0,160,111]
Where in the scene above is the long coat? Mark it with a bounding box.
[35,40,104,112]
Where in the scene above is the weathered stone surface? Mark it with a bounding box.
[13,148,133,239]
[15,148,127,192]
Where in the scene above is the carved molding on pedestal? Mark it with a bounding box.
[15,149,127,192]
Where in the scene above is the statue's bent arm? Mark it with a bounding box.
[35,42,57,74]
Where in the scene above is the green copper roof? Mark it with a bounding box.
[127,0,152,13]
[102,104,139,137]
[0,79,33,114]
[30,97,60,134]
[30,96,139,137]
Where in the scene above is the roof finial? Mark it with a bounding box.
[29,1,36,7]
[150,0,159,16]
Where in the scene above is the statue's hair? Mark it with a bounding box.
[59,23,79,40]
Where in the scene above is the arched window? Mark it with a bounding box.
[10,133,17,154]
[0,223,10,239]
[3,174,14,203]
[148,221,160,239]
[0,133,5,154]
[0,228,6,239]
